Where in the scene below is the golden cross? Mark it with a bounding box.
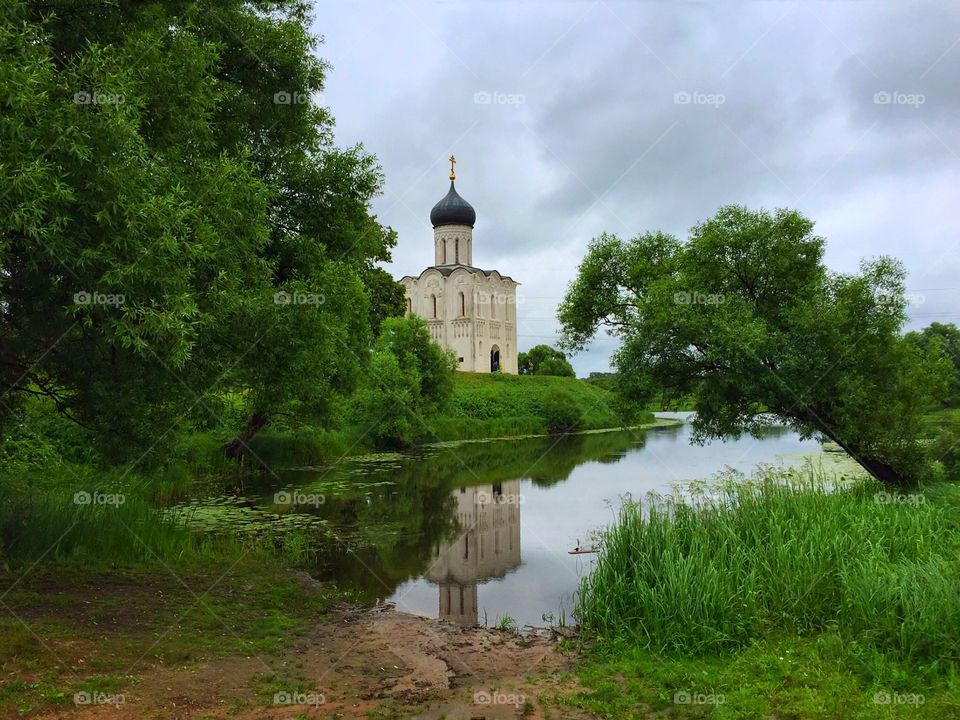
[449,155,456,180]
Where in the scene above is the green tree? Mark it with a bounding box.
[353,316,456,448]
[361,266,407,338]
[559,205,948,486]
[905,322,960,407]
[519,344,575,377]
[0,1,394,460]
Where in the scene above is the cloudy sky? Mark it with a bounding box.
[312,0,959,375]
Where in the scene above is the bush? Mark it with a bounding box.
[537,356,576,377]
[929,420,960,481]
[542,391,581,433]
[353,316,456,448]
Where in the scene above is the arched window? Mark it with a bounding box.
[442,239,447,264]
[431,294,437,318]
[406,298,411,314]
[459,291,465,317]
[490,292,496,319]
[455,237,460,264]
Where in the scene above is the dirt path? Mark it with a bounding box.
[44,604,590,719]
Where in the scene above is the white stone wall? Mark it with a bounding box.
[433,224,473,266]
[402,267,519,374]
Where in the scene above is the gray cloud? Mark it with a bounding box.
[316,0,960,375]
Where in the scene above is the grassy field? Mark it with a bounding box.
[425,371,651,441]
[564,466,960,718]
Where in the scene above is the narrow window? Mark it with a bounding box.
[455,237,460,264]
[431,294,437,318]
[459,291,465,316]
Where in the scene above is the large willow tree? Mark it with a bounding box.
[559,206,948,486]
[1,1,397,459]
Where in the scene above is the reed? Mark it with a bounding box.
[577,466,960,667]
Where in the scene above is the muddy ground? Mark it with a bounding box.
[44,604,587,719]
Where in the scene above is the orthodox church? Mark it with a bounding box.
[400,158,520,374]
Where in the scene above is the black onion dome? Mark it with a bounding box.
[430,181,476,227]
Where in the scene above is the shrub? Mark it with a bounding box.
[542,391,581,433]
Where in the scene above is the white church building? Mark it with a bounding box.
[401,158,520,374]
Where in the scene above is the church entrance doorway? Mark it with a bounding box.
[490,345,501,372]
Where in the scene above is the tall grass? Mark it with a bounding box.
[577,467,960,667]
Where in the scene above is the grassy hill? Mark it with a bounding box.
[425,372,653,441]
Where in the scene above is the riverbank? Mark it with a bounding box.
[5,406,959,718]
[569,470,960,719]
[1,562,577,719]
[238,372,655,468]
[6,473,960,719]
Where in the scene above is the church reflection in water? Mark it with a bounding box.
[426,480,522,626]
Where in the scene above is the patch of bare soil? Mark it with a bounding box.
[42,605,592,720]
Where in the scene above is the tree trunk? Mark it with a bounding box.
[222,410,268,460]
[806,417,911,488]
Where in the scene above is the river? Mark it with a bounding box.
[171,413,860,629]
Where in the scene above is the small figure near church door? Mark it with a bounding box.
[490,346,500,372]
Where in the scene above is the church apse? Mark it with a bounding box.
[426,480,522,626]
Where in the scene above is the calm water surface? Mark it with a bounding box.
[175,414,848,628]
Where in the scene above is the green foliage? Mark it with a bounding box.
[906,322,960,407]
[518,344,575,376]
[584,371,617,391]
[353,316,456,448]
[578,466,960,669]
[542,390,581,433]
[537,356,575,377]
[559,206,950,486]
[0,0,393,459]
[928,418,960,481]
[361,265,407,337]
